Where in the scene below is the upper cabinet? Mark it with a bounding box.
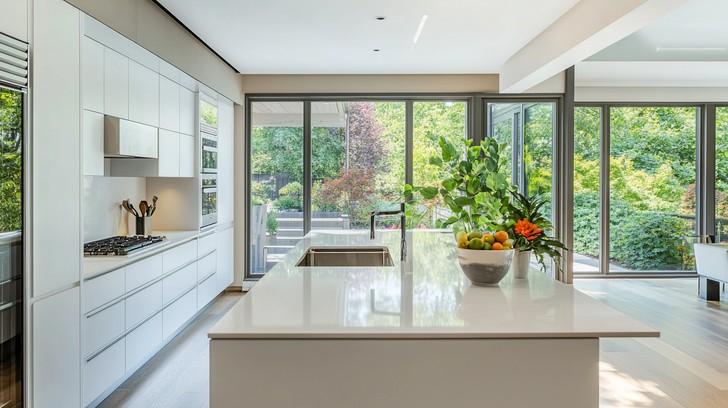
[80,36,104,113]
[179,87,196,136]
[103,47,129,119]
[129,60,159,127]
[0,0,28,42]
[159,76,180,132]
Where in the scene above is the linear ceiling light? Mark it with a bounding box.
[413,15,428,44]
[656,47,726,52]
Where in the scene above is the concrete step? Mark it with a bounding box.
[277,217,350,229]
[276,228,305,238]
[263,244,294,255]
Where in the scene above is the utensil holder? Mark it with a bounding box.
[128,216,153,236]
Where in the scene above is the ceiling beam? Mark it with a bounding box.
[498,0,686,93]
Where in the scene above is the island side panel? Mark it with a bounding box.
[210,338,598,408]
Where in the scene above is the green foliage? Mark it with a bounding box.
[0,89,22,232]
[406,136,512,232]
[572,192,600,257]
[278,181,302,200]
[508,191,566,274]
[265,212,278,235]
[610,210,688,270]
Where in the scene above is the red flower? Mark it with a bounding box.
[514,219,542,241]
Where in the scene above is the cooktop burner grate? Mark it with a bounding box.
[84,235,166,256]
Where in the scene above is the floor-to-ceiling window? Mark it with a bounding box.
[249,101,304,275]
[311,101,406,230]
[716,107,728,242]
[609,106,697,273]
[573,106,601,274]
[574,105,700,275]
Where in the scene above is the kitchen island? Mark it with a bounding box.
[209,230,658,408]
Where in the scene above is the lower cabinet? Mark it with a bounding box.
[126,313,163,372]
[82,234,231,406]
[163,287,197,339]
[84,339,124,406]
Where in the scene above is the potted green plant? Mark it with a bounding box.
[406,136,516,285]
[507,191,567,279]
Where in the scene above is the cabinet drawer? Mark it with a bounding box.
[84,268,125,313]
[197,251,217,283]
[126,312,162,372]
[197,233,217,258]
[126,281,163,330]
[163,287,196,339]
[163,262,196,305]
[197,273,218,311]
[125,254,163,292]
[84,339,124,406]
[84,300,124,357]
[163,240,197,273]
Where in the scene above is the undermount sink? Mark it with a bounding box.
[296,246,395,267]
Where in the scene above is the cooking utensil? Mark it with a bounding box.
[139,200,149,216]
[150,195,158,216]
[121,199,136,216]
[127,202,140,217]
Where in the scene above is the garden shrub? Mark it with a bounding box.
[274,195,300,211]
[573,191,600,258]
[278,181,303,200]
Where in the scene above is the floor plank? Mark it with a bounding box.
[100,280,728,408]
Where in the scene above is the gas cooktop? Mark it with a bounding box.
[84,235,166,256]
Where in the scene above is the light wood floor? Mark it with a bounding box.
[575,278,728,408]
[99,280,728,408]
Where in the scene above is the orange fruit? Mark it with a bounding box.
[492,242,504,250]
[494,231,509,243]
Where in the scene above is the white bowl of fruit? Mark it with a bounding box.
[455,230,515,286]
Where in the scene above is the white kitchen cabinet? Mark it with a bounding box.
[197,251,217,283]
[125,253,163,292]
[104,46,129,119]
[179,86,196,136]
[126,313,163,372]
[163,287,196,339]
[80,36,104,113]
[84,300,124,357]
[32,0,81,297]
[84,267,125,313]
[129,59,159,126]
[197,273,218,310]
[163,240,197,273]
[159,76,180,131]
[217,227,235,292]
[82,109,104,176]
[158,129,180,177]
[33,287,80,408]
[179,134,196,177]
[125,280,163,330]
[163,262,197,305]
[217,97,235,224]
[84,339,124,406]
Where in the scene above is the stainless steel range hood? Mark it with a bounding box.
[104,115,158,159]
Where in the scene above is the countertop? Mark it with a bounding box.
[82,221,233,280]
[209,230,659,340]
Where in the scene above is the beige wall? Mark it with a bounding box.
[65,0,243,103]
[241,74,499,95]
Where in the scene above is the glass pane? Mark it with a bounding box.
[311,101,405,229]
[716,107,728,242]
[609,107,697,272]
[249,101,303,275]
[573,107,601,273]
[488,103,517,183]
[412,101,467,228]
[0,86,23,406]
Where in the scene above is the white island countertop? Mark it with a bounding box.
[209,230,659,340]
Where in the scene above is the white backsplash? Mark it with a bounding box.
[83,176,147,242]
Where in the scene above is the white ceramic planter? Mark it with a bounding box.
[456,248,515,286]
[513,250,532,279]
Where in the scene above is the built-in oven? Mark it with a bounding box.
[201,134,218,174]
[201,173,218,227]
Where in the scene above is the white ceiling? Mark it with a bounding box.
[577,0,728,87]
[157,0,580,74]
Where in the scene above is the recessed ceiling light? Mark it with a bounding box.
[373,49,381,52]
[376,16,386,21]
[413,15,428,44]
